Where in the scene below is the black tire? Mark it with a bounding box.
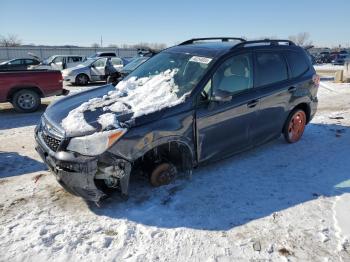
[12,89,40,113]
[283,109,307,143]
[75,74,89,86]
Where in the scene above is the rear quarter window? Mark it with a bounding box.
[284,50,309,78]
[255,52,288,87]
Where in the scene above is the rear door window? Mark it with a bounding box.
[68,56,82,63]
[25,59,35,65]
[255,52,288,87]
[284,51,309,78]
[111,57,123,66]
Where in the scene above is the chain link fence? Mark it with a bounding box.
[0,47,138,62]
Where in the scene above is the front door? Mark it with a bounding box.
[90,58,106,81]
[196,53,259,163]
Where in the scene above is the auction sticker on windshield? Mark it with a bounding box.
[189,56,212,64]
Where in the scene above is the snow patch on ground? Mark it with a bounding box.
[61,69,187,135]
[314,63,344,71]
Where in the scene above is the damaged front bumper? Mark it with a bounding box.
[35,129,131,203]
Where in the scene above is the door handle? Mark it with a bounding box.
[288,86,297,92]
[247,99,259,108]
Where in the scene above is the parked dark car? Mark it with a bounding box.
[88,52,117,58]
[35,38,319,203]
[0,58,40,70]
[332,54,349,65]
[106,55,154,85]
[0,69,66,112]
[316,51,331,64]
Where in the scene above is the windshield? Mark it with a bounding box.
[125,52,213,97]
[122,57,149,72]
[42,56,55,65]
[77,58,96,67]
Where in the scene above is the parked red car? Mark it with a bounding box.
[0,70,67,112]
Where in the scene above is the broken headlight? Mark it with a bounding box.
[66,129,127,156]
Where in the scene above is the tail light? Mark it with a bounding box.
[312,74,320,87]
[59,73,63,83]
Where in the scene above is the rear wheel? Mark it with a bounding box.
[283,109,307,143]
[12,89,40,113]
[75,74,89,85]
[150,163,177,187]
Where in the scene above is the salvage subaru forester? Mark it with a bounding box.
[35,38,319,203]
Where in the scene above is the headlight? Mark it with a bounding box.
[66,129,127,156]
[62,70,72,77]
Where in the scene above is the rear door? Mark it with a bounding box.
[251,50,292,145]
[196,53,259,162]
[90,58,106,81]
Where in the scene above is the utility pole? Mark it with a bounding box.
[100,36,103,48]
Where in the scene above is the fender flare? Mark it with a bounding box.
[129,135,196,166]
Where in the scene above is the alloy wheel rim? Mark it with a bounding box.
[18,93,35,109]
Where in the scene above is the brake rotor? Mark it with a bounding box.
[150,163,177,187]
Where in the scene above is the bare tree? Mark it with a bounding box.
[0,34,22,47]
[91,43,100,48]
[108,44,119,48]
[288,32,312,46]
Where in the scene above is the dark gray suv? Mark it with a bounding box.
[35,38,319,203]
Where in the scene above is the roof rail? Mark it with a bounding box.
[233,39,295,49]
[179,37,246,46]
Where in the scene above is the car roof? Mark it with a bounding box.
[167,42,237,58]
[167,40,301,58]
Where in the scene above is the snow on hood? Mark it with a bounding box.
[61,69,187,136]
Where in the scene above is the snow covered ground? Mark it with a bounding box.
[0,81,350,261]
[314,63,344,71]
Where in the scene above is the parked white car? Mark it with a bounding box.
[29,55,85,70]
[62,57,124,85]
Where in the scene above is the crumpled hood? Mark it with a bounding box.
[45,70,188,138]
[44,84,173,138]
[44,84,136,137]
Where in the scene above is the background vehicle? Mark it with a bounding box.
[332,54,349,65]
[35,38,319,202]
[0,70,66,112]
[316,51,331,64]
[88,52,117,58]
[0,58,40,70]
[29,55,85,70]
[62,57,124,85]
[107,56,153,85]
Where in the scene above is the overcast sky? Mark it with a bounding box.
[1,0,349,47]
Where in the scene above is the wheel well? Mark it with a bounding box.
[293,103,311,123]
[7,86,43,101]
[133,141,193,175]
[76,73,90,81]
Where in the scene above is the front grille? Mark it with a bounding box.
[41,132,62,152]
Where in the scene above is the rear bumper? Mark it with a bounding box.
[63,75,75,83]
[35,131,106,203]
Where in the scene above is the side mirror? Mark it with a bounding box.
[211,89,232,102]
